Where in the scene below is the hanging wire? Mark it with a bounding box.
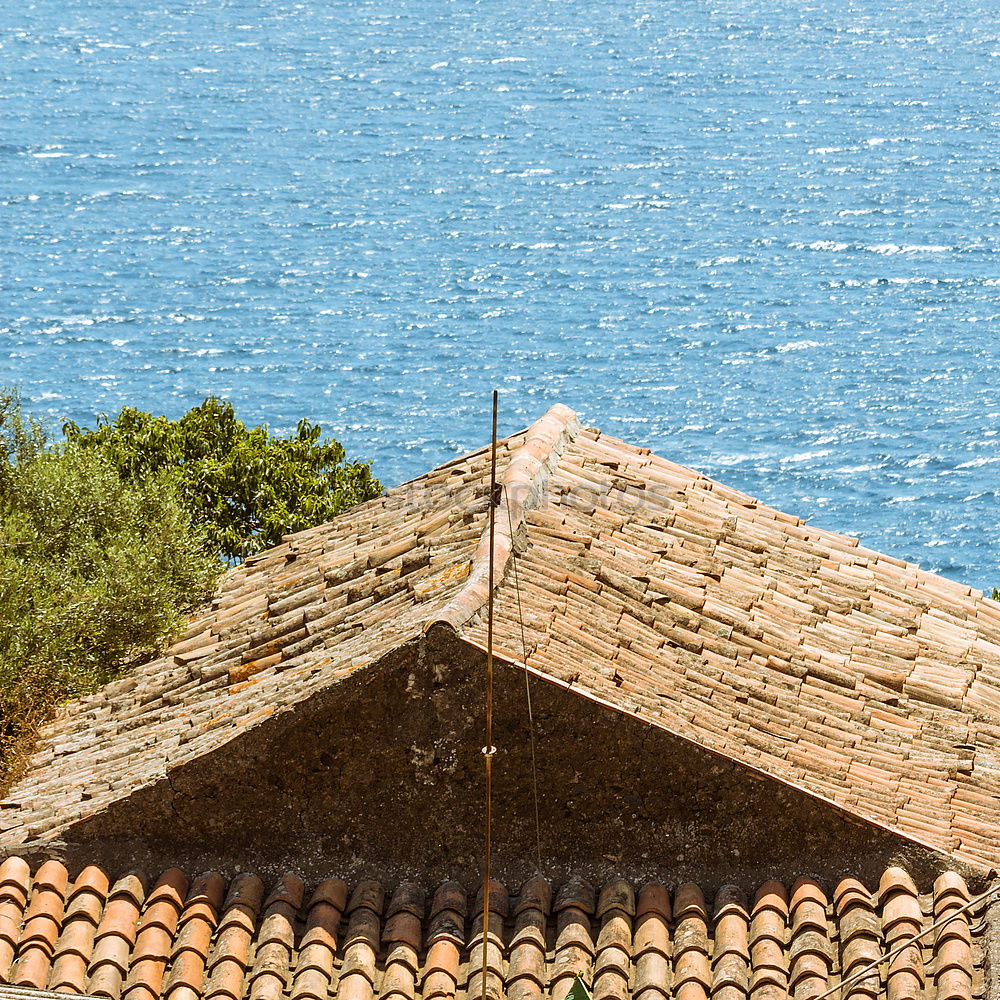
[505,485,543,873]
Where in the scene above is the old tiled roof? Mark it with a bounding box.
[0,856,988,1000]
[4,404,1000,870]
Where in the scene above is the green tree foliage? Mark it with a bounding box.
[1,390,221,784]
[64,398,382,562]
[0,387,45,496]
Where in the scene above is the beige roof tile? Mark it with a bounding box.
[4,405,1000,873]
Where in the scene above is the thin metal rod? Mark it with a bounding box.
[480,389,498,1000]
[809,880,1000,1000]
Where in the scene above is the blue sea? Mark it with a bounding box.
[3,0,999,590]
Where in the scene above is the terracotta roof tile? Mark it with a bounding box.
[673,885,711,1000]
[466,881,507,1000]
[49,866,109,993]
[593,880,633,1000]
[749,899,788,994]
[548,875,594,1000]
[337,886,382,1000]
[379,884,424,1000]
[835,882,881,1000]
[11,861,69,989]
[675,885,709,923]
[421,881,465,1000]
[122,869,188,1000]
[160,871,225,1000]
[246,873,303,1000]
[7,405,1000,877]
[0,859,32,982]
[0,861,991,999]
[634,887,671,1000]
[788,877,836,1000]
[89,877,148,994]
[383,886,424,954]
[713,887,750,984]
[204,876,263,1000]
[421,943,460,1000]
[289,878,347,1000]
[506,878,548,1000]
[932,873,974,1000]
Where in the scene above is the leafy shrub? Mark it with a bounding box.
[0,386,45,494]
[0,391,221,786]
[64,397,383,562]
[1,390,380,788]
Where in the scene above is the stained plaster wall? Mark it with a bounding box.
[31,626,970,892]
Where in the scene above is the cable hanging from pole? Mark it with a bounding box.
[505,488,543,873]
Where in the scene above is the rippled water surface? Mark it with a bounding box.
[3,0,1000,589]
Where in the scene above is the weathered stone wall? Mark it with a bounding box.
[40,626,971,891]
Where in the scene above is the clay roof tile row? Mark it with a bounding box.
[0,859,982,1000]
[5,406,1000,876]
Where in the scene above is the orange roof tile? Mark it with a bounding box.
[4,405,1000,874]
[0,861,974,1000]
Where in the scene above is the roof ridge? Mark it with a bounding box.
[427,403,580,631]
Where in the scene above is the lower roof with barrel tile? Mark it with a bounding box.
[4,404,1000,874]
[0,857,990,1000]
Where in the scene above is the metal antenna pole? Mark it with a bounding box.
[480,389,498,1000]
